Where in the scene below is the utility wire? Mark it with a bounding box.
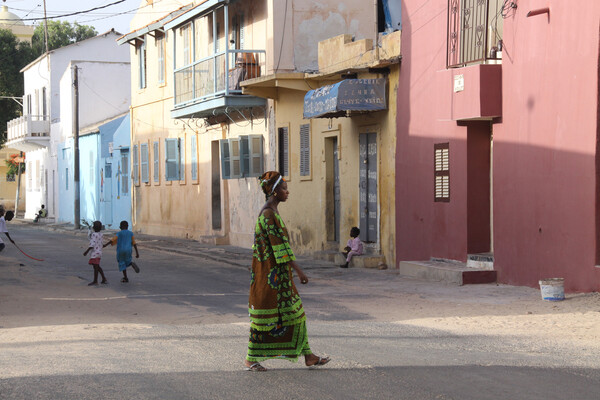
[0,0,127,22]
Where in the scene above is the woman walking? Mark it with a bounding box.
[244,171,330,372]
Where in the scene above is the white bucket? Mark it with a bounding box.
[539,278,565,301]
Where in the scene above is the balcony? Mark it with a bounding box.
[447,0,504,68]
[6,115,50,152]
[172,49,266,119]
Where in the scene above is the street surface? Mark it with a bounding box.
[1,223,600,399]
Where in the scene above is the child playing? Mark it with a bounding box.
[0,209,15,253]
[83,220,108,285]
[340,226,364,268]
[105,220,140,283]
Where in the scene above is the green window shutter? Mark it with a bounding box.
[132,144,139,185]
[140,143,149,183]
[220,139,231,179]
[230,138,241,179]
[191,135,198,180]
[300,124,310,176]
[165,138,180,181]
[249,134,264,177]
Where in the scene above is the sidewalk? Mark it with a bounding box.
[11,218,334,269]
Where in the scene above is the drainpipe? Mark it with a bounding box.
[73,65,81,230]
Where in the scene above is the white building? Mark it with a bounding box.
[5,30,130,220]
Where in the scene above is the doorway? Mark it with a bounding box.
[325,136,340,242]
[359,132,378,243]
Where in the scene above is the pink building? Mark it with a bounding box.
[395,0,600,292]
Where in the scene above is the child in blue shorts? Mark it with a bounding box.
[104,220,140,283]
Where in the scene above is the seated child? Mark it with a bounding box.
[105,220,140,283]
[340,226,364,268]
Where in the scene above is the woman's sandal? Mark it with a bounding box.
[244,362,267,372]
[307,356,331,368]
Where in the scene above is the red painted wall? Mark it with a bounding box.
[396,0,600,291]
[493,1,600,291]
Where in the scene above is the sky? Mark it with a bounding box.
[1,0,165,35]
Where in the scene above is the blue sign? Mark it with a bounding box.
[303,78,387,119]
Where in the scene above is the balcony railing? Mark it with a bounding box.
[447,0,503,68]
[174,49,265,107]
[7,115,50,141]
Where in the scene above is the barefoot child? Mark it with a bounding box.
[83,220,108,285]
[0,209,15,253]
[105,220,140,283]
[340,226,363,268]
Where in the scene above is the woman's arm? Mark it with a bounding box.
[289,260,308,284]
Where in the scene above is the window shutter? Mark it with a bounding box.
[240,13,245,49]
[133,144,139,185]
[220,139,231,179]
[434,143,450,202]
[153,141,159,182]
[249,135,264,177]
[140,143,149,183]
[179,137,185,181]
[300,123,310,176]
[165,138,180,181]
[230,138,241,178]
[278,127,288,176]
[240,136,249,177]
[191,135,198,181]
[121,150,129,194]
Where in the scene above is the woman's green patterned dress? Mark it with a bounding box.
[246,208,312,362]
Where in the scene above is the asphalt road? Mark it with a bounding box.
[1,224,599,400]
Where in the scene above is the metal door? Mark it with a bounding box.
[359,133,378,242]
[333,138,340,242]
[103,162,113,227]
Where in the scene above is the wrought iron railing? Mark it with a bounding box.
[174,49,265,107]
[447,0,503,68]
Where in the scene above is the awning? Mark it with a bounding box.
[303,78,387,119]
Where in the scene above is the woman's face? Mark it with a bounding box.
[275,181,289,202]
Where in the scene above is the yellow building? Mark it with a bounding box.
[119,0,388,251]
[243,32,401,266]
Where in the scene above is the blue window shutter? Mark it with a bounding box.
[165,138,180,181]
[140,143,149,183]
[220,139,231,179]
[133,144,139,185]
[240,136,249,177]
[191,135,198,180]
[153,141,159,182]
[249,135,263,177]
[179,137,185,181]
[300,124,310,176]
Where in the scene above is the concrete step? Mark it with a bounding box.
[467,252,494,270]
[399,259,497,285]
[333,252,386,268]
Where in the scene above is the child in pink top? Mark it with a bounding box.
[340,227,363,268]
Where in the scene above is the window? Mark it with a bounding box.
[220,135,263,179]
[138,40,147,89]
[182,24,191,65]
[133,144,139,185]
[434,143,450,202]
[165,138,181,181]
[140,143,149,183]
[191,135,198,181]
[278,127,289,176]
[42,87,47,117]
[180,136,186,183]
[153,141,159,183]
[300,124,311,176]
[157,34,165,84]
[121,150,129,195]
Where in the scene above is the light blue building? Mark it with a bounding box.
[58,114,131,228]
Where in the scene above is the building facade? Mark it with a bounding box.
[120,0,393,251]
[395,0,600,292]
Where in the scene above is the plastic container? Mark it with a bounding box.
[539,278,565,301]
